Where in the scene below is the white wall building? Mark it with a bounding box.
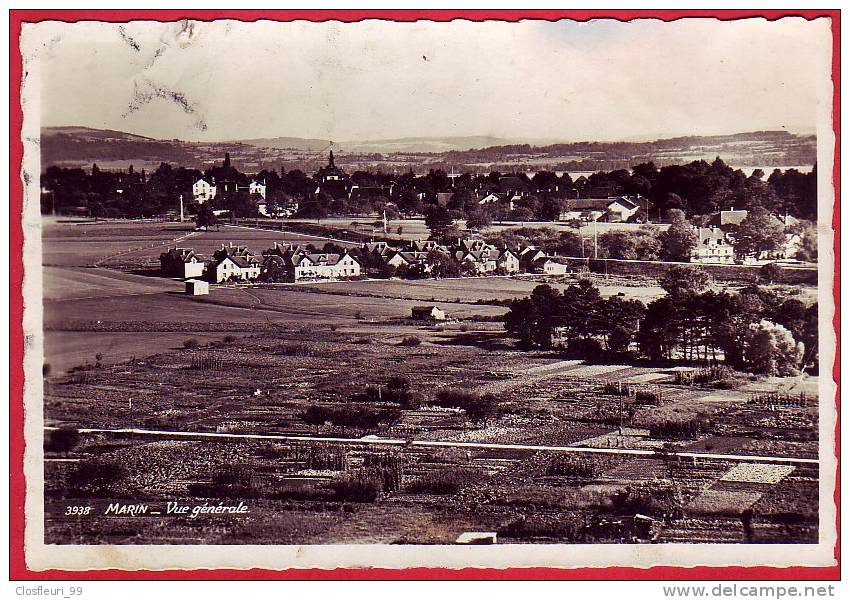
[293,253,362,280]
[690,227,735,264]
[249,180,267,200]
[192,178,217,204]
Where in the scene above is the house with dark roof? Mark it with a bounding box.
[208,243,261,282]
[690,226,734,264]
[160,247,206,279]
[453,249,497,274]
[558,196,642,223]
[499,176,530,196]
[495,248,521,273]
[291,251,362,280]
[405,239,443,253]
[211,254,261,283]
[315,150,347,184]
[518,246,547,271]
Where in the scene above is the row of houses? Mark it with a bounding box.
[360,238,572,276]
[160,238,573,284]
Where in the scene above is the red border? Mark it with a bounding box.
[9,9,840,581]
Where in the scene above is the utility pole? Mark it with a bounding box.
[593,218,598,259]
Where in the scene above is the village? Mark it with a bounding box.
[141,150,816,298]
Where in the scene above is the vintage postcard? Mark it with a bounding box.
[13,11,839,574]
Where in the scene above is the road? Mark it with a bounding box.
[46,426,818,466]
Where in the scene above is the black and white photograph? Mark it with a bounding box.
[18,13,837,571]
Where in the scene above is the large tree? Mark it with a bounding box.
[424,205,457,242]
[658,218,698,262]
[195,203,217,230]
[731,206,786,259]
[744,320,804,376]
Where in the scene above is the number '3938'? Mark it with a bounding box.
[64,505,92,515]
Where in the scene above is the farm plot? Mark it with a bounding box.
[42,219,197,267]
[43,266,181,301]
[720,463,796,484]
[98,225,355,269]
[299,276,668,304]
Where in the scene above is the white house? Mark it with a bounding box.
[454,250,497,274]
[213,256,261,283]
[192,178,217,204]
[559,197,642,223]
[160,247,206,279]
[690,227,735,265]
[249,179,267,200]
[542,259,570,275]
[292,252,362,280]
[604,197,641,222]
[496,249,521,273]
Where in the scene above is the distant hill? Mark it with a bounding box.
[40,126,817,174]
[232,135,512,153]
[41,126,199,168]
[337,136,512,154]
[233,136,333,152]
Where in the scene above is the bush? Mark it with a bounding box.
[567,337,604,360]
[649,417,712,440]
[500,516,583,541]
[400,335,422,347]
[274,343,315,357]
[223,335,236,343]
[189,465,259,499]
[545,455,601,479]
[760,262,784,284]
[45,427,80,453]
[674,366,735,386]
[432,388,500,426]
[433,388,478,409]
[383,376,421,409]
[305,444,350,471]
[69,458,126,491]
[331,472,383,502]
[407,467,479,494]
[183,338,200,349]
[603,382,631,397]
[634,390,662,405]
[362,453,405,492]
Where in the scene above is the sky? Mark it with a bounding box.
[24,17,833,143]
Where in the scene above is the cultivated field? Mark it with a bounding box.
[298,275,670,304]
[44,324,819,545]
[39,218,821,546]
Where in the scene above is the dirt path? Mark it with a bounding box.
[47,426,818,466]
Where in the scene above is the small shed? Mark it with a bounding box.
[185,279,209,296]
[411,305,446,321]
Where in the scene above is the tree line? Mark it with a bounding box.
[42,155,816,223]
[504,266,818,376]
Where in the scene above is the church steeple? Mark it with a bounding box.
[328,150,335,168]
